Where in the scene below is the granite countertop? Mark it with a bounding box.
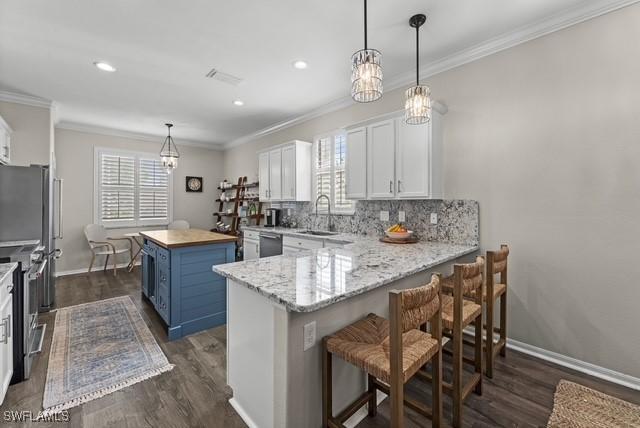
[0,239,41,248]
[214,228,478,312]
[243,226,354,245]
[0,262,19,284]
[140,229,237,248]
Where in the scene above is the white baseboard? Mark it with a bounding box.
[229,390,386,428]
[228,398,260,428]
[461,328,640,391]
[506,337,640,391]
[344,390,387,428]
[55,261,140,277]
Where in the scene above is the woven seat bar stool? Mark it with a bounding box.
[441,248,509,378]
[322,274,443,428]
[436,256,484,428]
[484,245,509,378]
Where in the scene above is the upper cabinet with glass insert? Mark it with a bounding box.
[258,140,311,202]
[345,102,447,200]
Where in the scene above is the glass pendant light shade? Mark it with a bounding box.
[405,85,431,124]
[405,14,431,124]
[351,49,383,103]
[159,123,179,173]
[351,0,382,103]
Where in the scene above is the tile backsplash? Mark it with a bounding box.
[278,199,479,246]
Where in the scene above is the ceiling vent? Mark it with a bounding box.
[205,68,244,86]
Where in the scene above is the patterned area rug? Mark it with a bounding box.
[43,296,174,414]
[547,380,640,427]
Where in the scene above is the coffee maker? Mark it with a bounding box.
[265,208,281,227]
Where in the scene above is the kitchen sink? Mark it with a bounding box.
[300,230,339,236]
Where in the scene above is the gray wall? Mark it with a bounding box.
[0,100,52,166]
[55,128,225,272]
[223,5,640,378]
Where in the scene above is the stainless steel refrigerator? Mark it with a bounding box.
[0,164,62,311]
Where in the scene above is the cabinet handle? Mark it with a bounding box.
[1,317,8,344]
[6,316,10,339]
[389,180,393,193]
[398,180,402,193]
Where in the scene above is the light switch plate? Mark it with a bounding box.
[303,321,316,351]
[430,213,438,224]
[398,211,406,222]
[380,211,389,221]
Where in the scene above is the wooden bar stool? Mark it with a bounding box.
[439,256,484,428]
[322,274,443,428]
[485,244,509,378]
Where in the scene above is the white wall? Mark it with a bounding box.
[55,128,225,273]
[223,5,640,379]
[0,100,51,166]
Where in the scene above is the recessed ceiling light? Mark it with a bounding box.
[233,100,244,106]
[94,61,116,72]
[292,60,308,70]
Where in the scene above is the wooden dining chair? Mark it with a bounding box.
[485,245,509,378]
[439,256,484,428]
[322,274,443,428]
[84,224,133,276]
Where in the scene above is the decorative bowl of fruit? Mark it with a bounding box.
[385,224,413,240]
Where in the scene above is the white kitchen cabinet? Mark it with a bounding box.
[345,127,367,199]
[345,104,445,200]
[367,119,396,199]
[269,149,282,201]
[283,236,323,251]
[258,152,270,200]
[243,238,259,261]
[258,140,311,202]
[396,119,430,198]
[0,273,14,406]
[0,114,12,165]
[281,145,295,200]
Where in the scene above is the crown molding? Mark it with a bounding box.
[56,121,224,151]
[224,0,639,150]
[0,90,54,109]
[223,96,355,149]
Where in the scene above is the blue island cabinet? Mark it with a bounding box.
[140,229,237,341]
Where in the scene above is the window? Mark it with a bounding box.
[94,148,173,227]
[313,132,354,214]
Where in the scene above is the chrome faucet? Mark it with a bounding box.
[315,194,334,232]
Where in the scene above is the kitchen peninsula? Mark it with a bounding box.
[214,225,478,428]
[140,229,236,340]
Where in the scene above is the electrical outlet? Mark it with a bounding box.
[303,321,316,351]
[380,211,389,221]
[430,213,438,224]
[398,211,406,222]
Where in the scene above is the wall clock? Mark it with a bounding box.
[186,176,203,192]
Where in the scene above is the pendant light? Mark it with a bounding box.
[160,123,180,173]
[405,14,432,124]
[351,0,383,103]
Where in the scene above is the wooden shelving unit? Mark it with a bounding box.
[213,176,262,235]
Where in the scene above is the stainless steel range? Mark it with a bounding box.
[0,243,47,380]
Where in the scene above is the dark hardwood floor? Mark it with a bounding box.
[1,268,638,427]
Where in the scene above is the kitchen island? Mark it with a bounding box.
[214,231,478,428]
[140,229,236,340]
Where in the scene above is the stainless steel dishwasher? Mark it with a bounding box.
[259,232,282,258]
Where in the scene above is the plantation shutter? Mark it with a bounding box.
[99,154,135,222]
[315,137,332,210]
[139,158,169,221]
[313,133,354,214]
[333,134,352,212]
